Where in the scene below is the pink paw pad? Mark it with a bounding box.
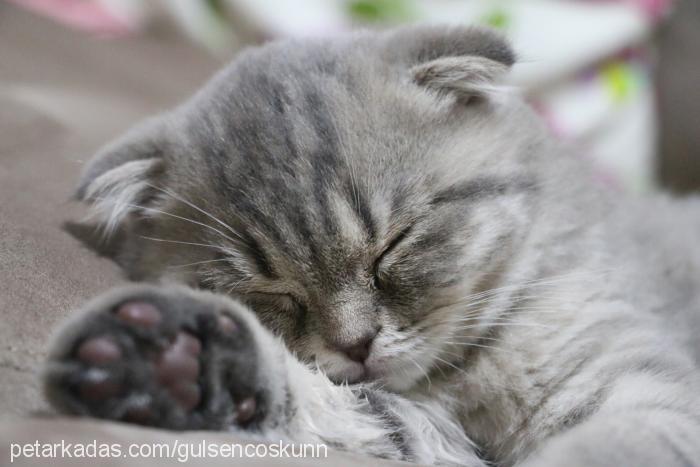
[115,302,162,327]
[76,337,122,400]
[156,331,202,411]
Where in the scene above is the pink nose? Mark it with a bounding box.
[338,333,375,363]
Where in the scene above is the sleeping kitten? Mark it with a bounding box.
[43,25,700,466]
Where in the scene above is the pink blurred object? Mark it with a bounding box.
[589,0,675,21]
[7,0,136,36]
[633,0,674,20]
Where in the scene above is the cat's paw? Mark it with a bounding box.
[43,284,286,431]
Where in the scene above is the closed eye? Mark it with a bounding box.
[372,224,413,289]
[244,291,300,311]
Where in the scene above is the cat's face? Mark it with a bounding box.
[69,26,545,391]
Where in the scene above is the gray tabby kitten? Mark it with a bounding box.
[44,25,700,466]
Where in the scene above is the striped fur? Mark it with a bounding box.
[58,25,700,466]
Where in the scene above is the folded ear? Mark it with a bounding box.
[67,118,167,257]
[411,55,509,103]
[383,25,515,103]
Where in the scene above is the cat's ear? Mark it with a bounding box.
[383,25,515,103]
[66,118,167,258]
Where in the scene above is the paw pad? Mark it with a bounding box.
[77,337,121,365]
[49,290,264,430]
[115,301,162,327]
[218,314,238,334]
[156,331,202,410]
[235,396,257,425]
[79,377,122,401]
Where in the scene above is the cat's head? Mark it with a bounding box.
[67,25,546,391]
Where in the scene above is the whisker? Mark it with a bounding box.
[454,322,555,331]
[430,354,468,375]
[427,309,562,329]
[458,293,572,311]
[418,344,526,392]
[146,184,245,241]
[405,355,432,389]
[427,293,576,321]
[445,269,613,306]
[442,340,517,354]
[445,310,564,324]
[226,276,248,295]
[167,258,232,269]
[428,356,450,379]
[139,235,231,252]
[423,314,556,331]
[92,196,242,247]
[459,335,504,343]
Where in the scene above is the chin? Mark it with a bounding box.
[319,357,365,384]
[324,360,425,392]
[315,349,433,392]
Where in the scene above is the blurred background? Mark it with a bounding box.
[2,0,700,194]
[0,0,699,418]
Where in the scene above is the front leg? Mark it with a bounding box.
[283,357,483,465]
[44,284,482,466]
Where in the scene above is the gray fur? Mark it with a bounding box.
[46,24,700,466]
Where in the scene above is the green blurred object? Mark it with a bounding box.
[482,8,511,30]
[601,61,636,104]
[347,0,416,23]
[205,0,227,18]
